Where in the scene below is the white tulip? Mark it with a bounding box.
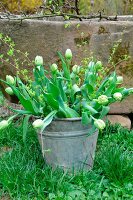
[6,75,15,85]
[32,119,44,129]
[5,87,14,95]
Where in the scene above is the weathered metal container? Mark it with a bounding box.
[38,118,98,171]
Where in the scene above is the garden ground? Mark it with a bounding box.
[0,119,132,200]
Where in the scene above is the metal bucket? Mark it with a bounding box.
[38,118,98,170]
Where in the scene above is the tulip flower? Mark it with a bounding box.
[94,119,106,130]
[35,56,43,66]
[116,76,123,84]
[5,87,14,95]
[51,63,58,72]
[97,95,108,105]
[65,49,72,60]
[88,61,95,69]
[113,92,122,101]
[95,61,102,70]
[108,77,113,82]
[0,120,9,130]
[6,75,15,85]
[128,88,133,94]
[32,119,44,129]
[72,65,80,74]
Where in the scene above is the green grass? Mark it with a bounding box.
[0,120,133,199]
[0,90,4,105]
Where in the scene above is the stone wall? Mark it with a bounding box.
[0,17,133,115]
[1,0,133,15]
[79,0,133,15]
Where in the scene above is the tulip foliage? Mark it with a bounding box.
[0,49,133,133]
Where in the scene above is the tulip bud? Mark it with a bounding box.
[6,75,15,85]
[51,63,58,72]
[80,84,86,91]
[5,87,14,95]
[35,56,43,66]
[78,78,81,85]
[95,61,102,70]
[116,76,123,84]
[88,61,95,69]
[72,84,80,93]
[72,65,80,74]
[108,77,113,82]
[0,120,9,130]
[113,92,122,101]
[94,119,106,130]
[122,88,129,96]
[97,95,108,105]
[32,119,44,129]
[128,88,133,94]
[65,49,72,60]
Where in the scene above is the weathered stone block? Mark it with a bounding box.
[106,115,131,129]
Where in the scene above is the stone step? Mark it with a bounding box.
[106,115,131,129]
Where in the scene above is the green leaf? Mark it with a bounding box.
[41,110,57,132]
[72,84,80,95]
[81,84,94,99]
[33,66,46,87]
[17,96,37,114]
[104,72,117,96]
[22,115,31,144]
[96,75,110,95]
[57,78,67,101]
[0,79,39,114]
[8,107,33,115]
[31,81,41,97]
[122,88,133,96]
[48,82,60,99]
[17,78,41,114]
[64,106,80,118]
[86,84,94,95]
[99,106,110,119]
[7,114,19,123]
[112,87,125,93]
[84,69,96,88]
[81,112,91,125]
[45,93,59,110]
[82,101,98,115]
[57,51,71,81]
[16,77,31,100]
[89,74,96,87]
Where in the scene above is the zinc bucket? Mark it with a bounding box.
[38,118,98,170]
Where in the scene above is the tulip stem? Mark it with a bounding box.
[90,115,95,120]
[7,114,19,123]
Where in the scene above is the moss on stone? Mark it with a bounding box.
[109,41,133,77]
[119,60,133,77]
[98,26,110,34]
[74,34,91,46]
[110,42,130,64]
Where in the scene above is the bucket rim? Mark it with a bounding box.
[54,117,82,121]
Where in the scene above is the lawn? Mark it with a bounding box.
[0,119,132,199]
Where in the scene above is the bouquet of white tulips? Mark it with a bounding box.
[0,49,133,134]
